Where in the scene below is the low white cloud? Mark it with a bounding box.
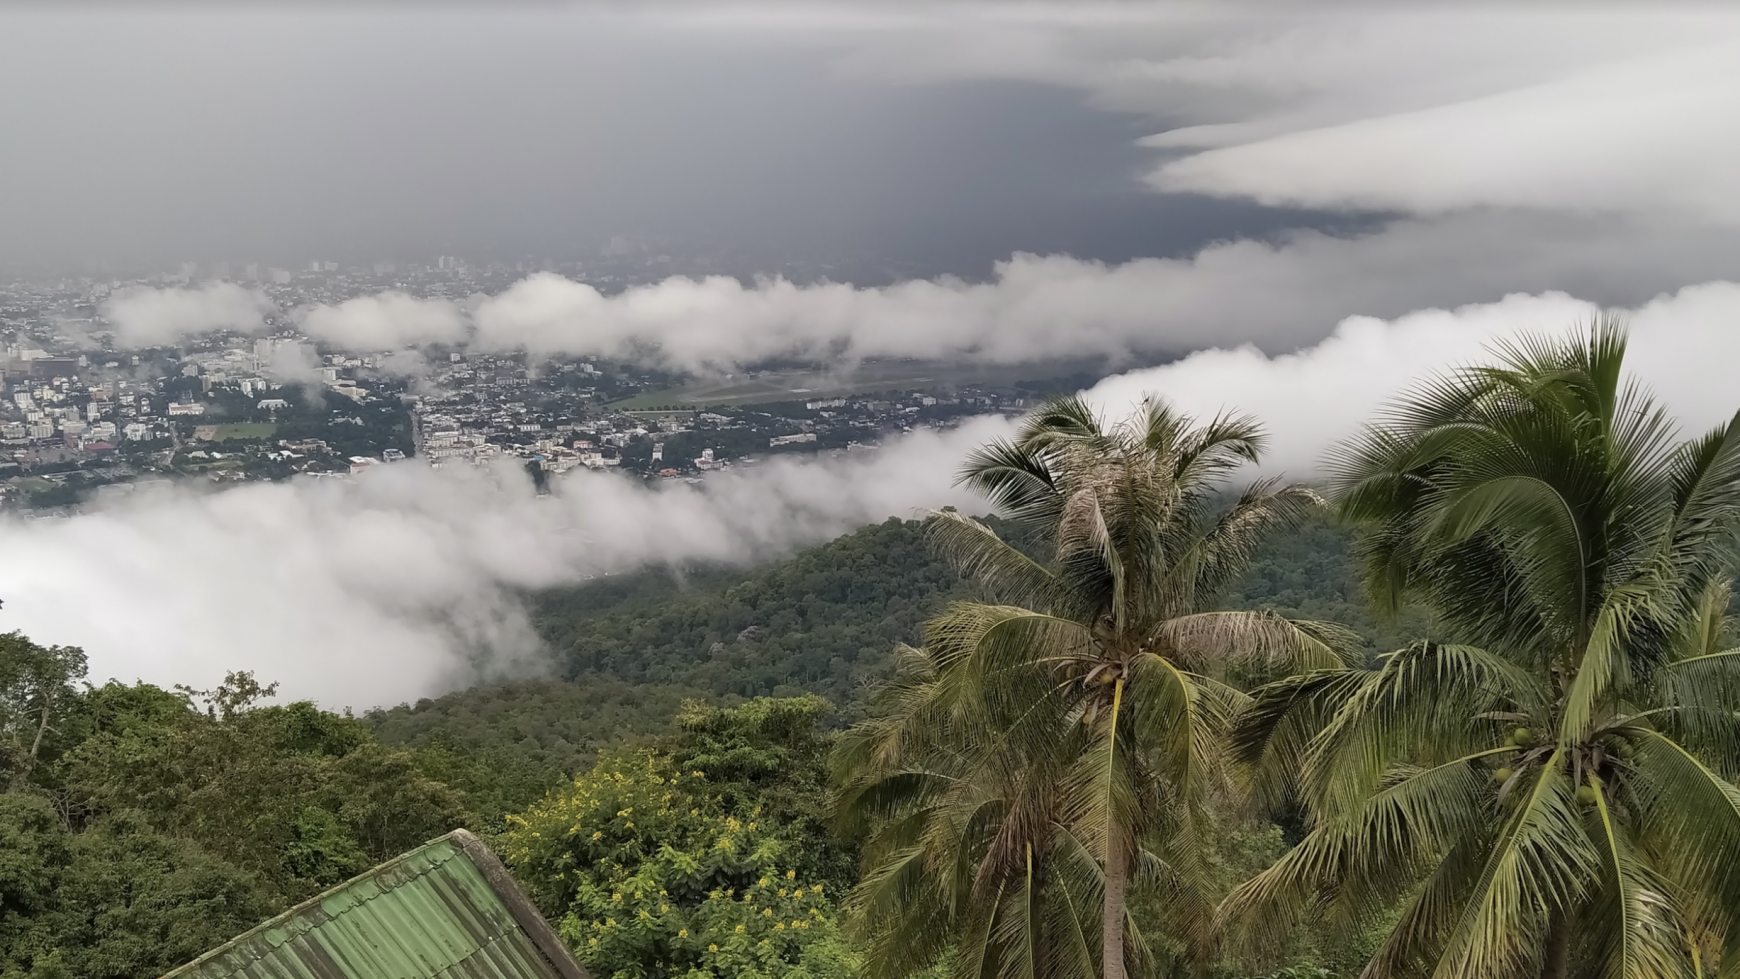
[1150,40,1740,224]
[1085,281,1740,480]
[296,292,468,350]
[468,212,1740,369]
[98,211,1729,371]
[0,419,997,709]
[98,281,275,347]
[790,5,1740,224]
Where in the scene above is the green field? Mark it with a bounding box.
[610,358,1114,409]
[206,422,278,441]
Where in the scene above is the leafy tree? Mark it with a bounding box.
[0,633,87,787]
[1227,325,1740,978]
[835,396,1355,979]
[0,794,267,979]
[59,673,471,902]
[501,750,857,979]
[668,696,857,893]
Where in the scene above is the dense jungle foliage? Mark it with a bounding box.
[0,509,1388,979]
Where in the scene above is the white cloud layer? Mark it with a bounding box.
[16,283,1740,709]
[790,5,1740,224]
[296,292,468,350]
[1084,281,1740,479]
[0,419,998,709]
[98,282,275,347]
[94,212,1740,371]
[1149,39,1740,223]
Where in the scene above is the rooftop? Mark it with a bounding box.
[160,829,590,979]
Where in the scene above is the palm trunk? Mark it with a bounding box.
[1102,839,1128,979]
[1102,676,1127,979]
[1542,908,1570,979]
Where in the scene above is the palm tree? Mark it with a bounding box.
[835,395,1356,979]
[1224,323,1740,979]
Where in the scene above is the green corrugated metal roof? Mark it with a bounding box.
[161,830,590,979]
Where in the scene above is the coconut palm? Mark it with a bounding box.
[1224,323,1740,979]
[834,395,1357,979]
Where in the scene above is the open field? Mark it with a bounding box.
[195,422,278,441]
[610,358,1117,409]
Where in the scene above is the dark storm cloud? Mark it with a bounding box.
[0,7,1319,274]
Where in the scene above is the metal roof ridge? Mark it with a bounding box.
[158,829,469,978]
[157,828,590,979]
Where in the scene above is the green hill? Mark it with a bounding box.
[367,509,1426,772]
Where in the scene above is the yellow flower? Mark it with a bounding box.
[591,831,603,841]
[690,808,699,817]
[709,944,719,952]
[758,877,770,887]
[774,923,785,931]
[734,925,745,934]
[660,904,669,913]
[678,929,687,938]
[778,888,787,897]
[691,770,704,777]
[793,888,803,898]
[612,893,622,902]
[763,908,773,917]
[605,918,616,928]
[786,869,796,880]
[588,937,598,947]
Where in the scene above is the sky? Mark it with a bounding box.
[7,2,1740,705]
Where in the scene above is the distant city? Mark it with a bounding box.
[0,254,1081,512]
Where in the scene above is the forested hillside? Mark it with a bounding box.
[0,507,1441,978]
[367,508,1427,767]
[0,652,502,978]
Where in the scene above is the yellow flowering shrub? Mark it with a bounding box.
[500,750,856,979]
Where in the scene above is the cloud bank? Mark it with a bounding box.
[0,419,999,709]
[804,5,1740,224]
[19,282,1740,709]
[98,282,276,347]
[296,292,468,350]
[97,213,1740,371]
[1083,281,1740,478]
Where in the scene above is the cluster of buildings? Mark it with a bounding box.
[0,258,1041,509]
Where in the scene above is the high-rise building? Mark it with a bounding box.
[244,263,260,281]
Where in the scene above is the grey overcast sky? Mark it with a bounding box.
[4,4,1740,301]
[0,6,1357,273]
